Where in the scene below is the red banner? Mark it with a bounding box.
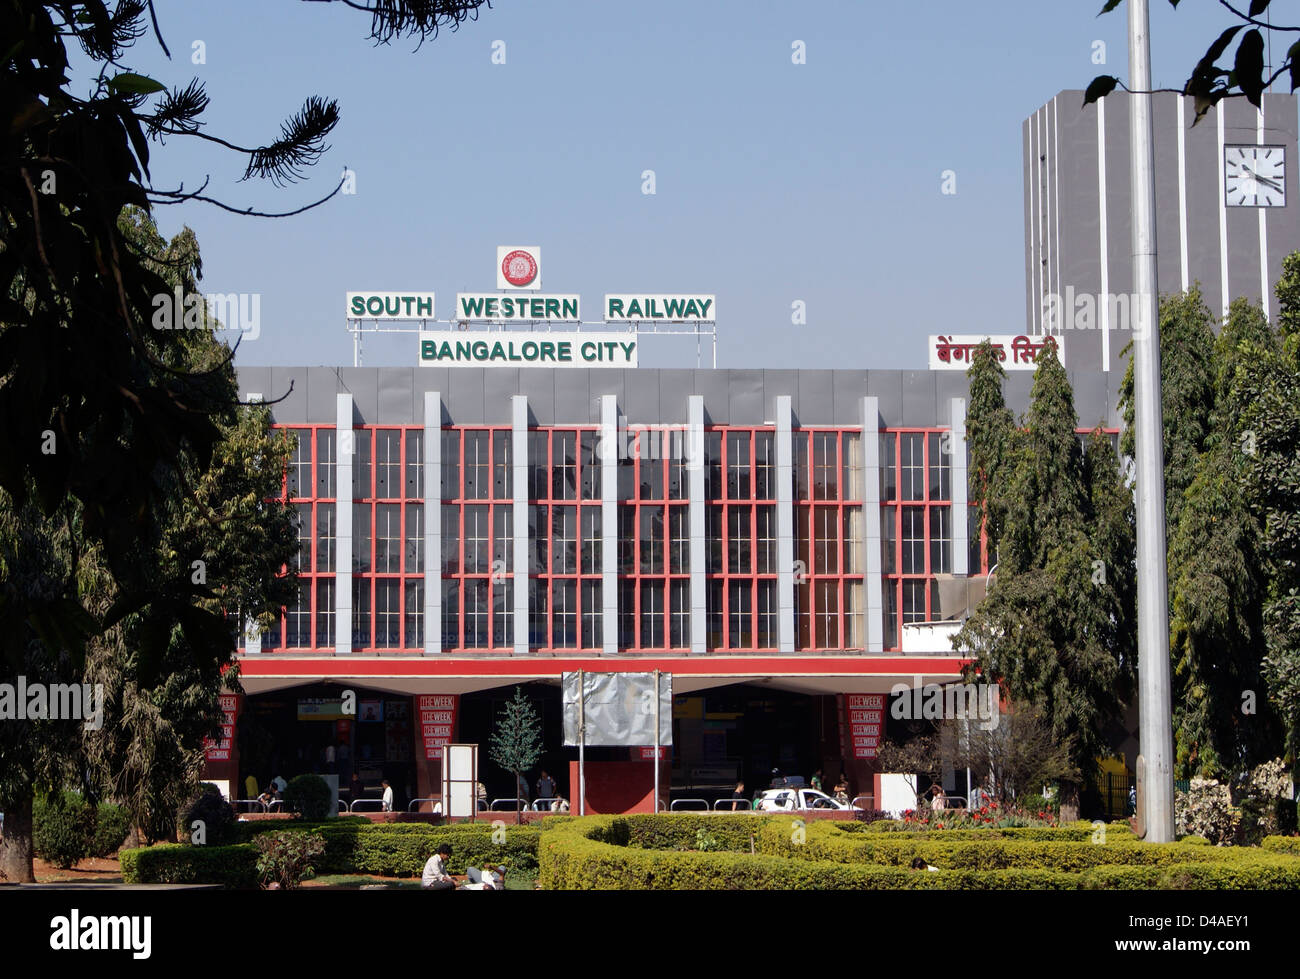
[204,694,241,763]
[418,694,457,760]
[846,694,884,759]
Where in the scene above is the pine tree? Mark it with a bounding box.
[955,344,1135,819]
[966,340,1018,561]
[488,687,544,824]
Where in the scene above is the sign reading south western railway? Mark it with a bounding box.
[604,294,715,322]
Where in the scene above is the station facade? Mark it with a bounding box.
[204,362,1124,813]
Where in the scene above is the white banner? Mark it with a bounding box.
[928,334,1064,371]
[419,331,636,368]
[604,294,715,322]
[455,293,580,323]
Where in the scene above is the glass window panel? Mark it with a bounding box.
[441,506,459,574]
[351,578,371,649]
[441,579,459,649]
[405,430,423,499]
[813,433,837,500]
[465,505,489,574]
[529,504,549,574]
[493,430,512,499]
[729,581,752,648]
[316,503,336,573]
[493,578,514,648]
[405,503,423,574]
[404,579,423,648]
[287,429,311,498]
[293,502,311,571]
[843,505,864,575]
[707,505,723,574]
[529,578,548,649]
[881,505,897,575]
[376,430,401,498]
[315,579,334,648]
[793,433,809,500]
[930,505,952,574]
[580,431,601,500]
[728,507,751,575]
[619,581,636,649]
[705,432,722,500]
[353,429,371,499]
[375,503,401,574]
[727,432,751,499]
[929,433,951,500]
[670,581,689,649]
[669,506,689,575]
[640,580,664,648]
[816,581,839,648]
[316,429,336,498]
[441,430,460,500]
[552,506,577,575]
[843,433,862,502]
[553,430,577,500]
[286,580,311,648]
[529,432,549,499]
[757,580,777,648]
[353,504,371,573]
[901,433,924,501]
[551,578,577,649]
[901,506,925,574]
[707,580,723,651]
[968,503,983,574]
[581,580,602,648]
[493,504,513,573]
[667,437,687,500]
[814,506,837,575]
[755,432,775,500]
[581,507,602,575]
[465,431,490,499]
[374,578,400,649]
[880,433,896,501]
[618,507,635,574]
[640,506,664,574]
[464,579,488,648]
[884,581,898,650]
[641,451,664,501]
[756,505,776,574]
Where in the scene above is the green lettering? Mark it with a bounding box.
[698,298,713,318]
[456,341,472,360]
[416,295,433,316]
[490,341,506,360]
[421,339,436,360]
[472,341,489,359]
[350,296,366,316]
[557,341,572,361]
[627,299,643,318]
[530,298,544,318]
[620,341,636,361]
[608,298,624,318]
[485,297,498,317]
[539,341,555,361]
[562,298,579,318]
[461,296,484,317]
[544,298,559,318]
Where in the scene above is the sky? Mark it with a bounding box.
[109,0,1295,370]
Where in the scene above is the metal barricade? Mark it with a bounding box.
[532,797,558,811]
[408,798,443,813]
[350,799,387,813]
[919,795,967,811]
[669,798,710,811]
[490,797,528,812]
[849,795,875,811]
[234,799,268,814]
[713,798,753,811]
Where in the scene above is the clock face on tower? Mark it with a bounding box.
[1225,145,1286,207]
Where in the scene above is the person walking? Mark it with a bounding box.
[381,779,394,812]
[810,769,824,793]
[833,775,850,806]
[730,781,747,812]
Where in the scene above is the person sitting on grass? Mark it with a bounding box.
[910,856,940,873]
[422,844,455,891]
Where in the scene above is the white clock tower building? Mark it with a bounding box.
[1023,90,1300,373]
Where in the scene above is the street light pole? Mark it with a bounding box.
[1128,0,1176,843]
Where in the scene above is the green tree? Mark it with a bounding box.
[1088,0,1300,121]
[955,345,1136,819]
[966,340,1018,562]
[0,211,297,880]
[488,687,543,824]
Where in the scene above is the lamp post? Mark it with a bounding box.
[1127,0,1176,843]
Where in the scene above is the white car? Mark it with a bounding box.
[754,787,850,812]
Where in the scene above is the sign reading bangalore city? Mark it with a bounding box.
[927,334,1065,371]
[419,331,636,368]
[347,292,435,320]
[605,295,715,322]
[455,293,580,322]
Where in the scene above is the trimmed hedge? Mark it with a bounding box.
[538,815,1300,890]
[120,844,258,889]
[238,820,541,877]
[1261,835,1300,855]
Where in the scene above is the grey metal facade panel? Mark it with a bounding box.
[270,367,308,423]
[1104,94,1134,370]
[899,371,937,427]
[1153,93,1186,302]
[831,370,868,425]
[1058,96,1101,329]
[516,368,556,426]
[622,368,661,423]
[341,369,380,425]
[376,368,416,424]
[444,367,486,424]
[1264,92,1300,305]
[934,373,971,414]
[1070,370,1110,430]
[796,372,834,425]
[727,371,764,425]
[690,370,730,425]
[1002,373,1034,417]
[306,367,343,423]
[865,370,903,423]
[656,372,696,425]
[1224,99,1266,311]
[551,369,592,425]
[239,366,273,406]
[1184,99,1224,312]
[482,369,521,425]
[763,370,799,425]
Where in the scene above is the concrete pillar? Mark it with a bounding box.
[336,393,354,654]
[688,395,706,654]
[950,397,969,576]
[424,391,441,654]
[513,395,529,654]
[775,395,795,653]
[601,395,619,654]
[862,397,883,653]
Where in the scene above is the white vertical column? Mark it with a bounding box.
[862,397,883,653]
[688,396,706,654]
[950,398,968,577]
[600,395,619,654]
[335,393,354,655]
[512,396,529,655]
[424,391,441,655]
[775,396,795,653]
